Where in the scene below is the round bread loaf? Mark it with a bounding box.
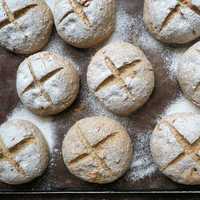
[151,113,200,185]
[62,116,133,184]
[16,51,80,116]
[0,119,49,185]
[177,41,200,107]
[53,0,115,48]
[0,0,53,54]
[87,42,155,116]
[144,0,200,44]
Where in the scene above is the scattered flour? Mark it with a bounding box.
[7,103,56,153]
[127,132,157,182]
[108,8,137,43]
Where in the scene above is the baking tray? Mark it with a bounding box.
[0,0,200,194]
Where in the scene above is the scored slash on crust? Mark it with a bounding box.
[59,0,91,27]
[159,0,200,32]
[21,57,64,106]
[68,124,119,177]
[0,1,37,29]
[0,135,36,176]
[95,55,142,103]
[160,120,200,172]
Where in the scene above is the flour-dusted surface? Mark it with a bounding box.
[0,0,200,193]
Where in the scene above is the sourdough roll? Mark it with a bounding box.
[62,116,133,184]
[87,42,155,116]
[16,51,80,116]
[53,0,115,48]
[144,0,200,44]
[0,119,49,185]
[151,113,200,185]
[177,41,200,107]
[0,0,53,54]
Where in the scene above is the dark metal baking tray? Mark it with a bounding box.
[0,0,200,194]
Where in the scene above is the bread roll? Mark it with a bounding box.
[177,41,200,107]
[53,0,115,48]
[87,42,155,116]
[144,0,200,44]
[151,113,200,185]
[0,119,49,185]
[16,51,80,116]
[0,0,53,54]
[62,116,133,184]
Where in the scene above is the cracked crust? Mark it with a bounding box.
[53,0,115,48]
[0,119,49,185]
[62,116,133,184]
[151,113,200,185]
[0,0,53,54]
[87,42,155,116]
[144,0,200,44]
[177,41,200,107]
[16,51,80,116]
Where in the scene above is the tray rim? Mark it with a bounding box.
[0,190,200,195]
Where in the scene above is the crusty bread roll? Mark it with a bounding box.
[144,0,200,44]
[0,0,53,54]
[177,41,200,107]
[16,51,80,116]
[53,0,115,48]
[62,116,133,184]
[0,119,49,185]
[151,113,200,185]
[87,42,155,116]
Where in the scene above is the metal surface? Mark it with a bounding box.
[0,0,200,194]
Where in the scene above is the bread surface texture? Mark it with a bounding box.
[0,0,53,54]
[62,116,133,184]
[16,51,80,116]
[53,0,115,48]
[87,42,155,116]
[151,113,200,185]
[0,119,49,185]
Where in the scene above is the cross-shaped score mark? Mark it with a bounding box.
[95,55,142,103]
[0,1,37,29]
[0,135,35,176]
[160,121,200,172]
[59,0,91,27]
[160,0,200,32]
[68,124,119,176]
[21,58,64,105]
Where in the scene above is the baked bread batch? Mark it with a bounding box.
[0,0,200,187]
